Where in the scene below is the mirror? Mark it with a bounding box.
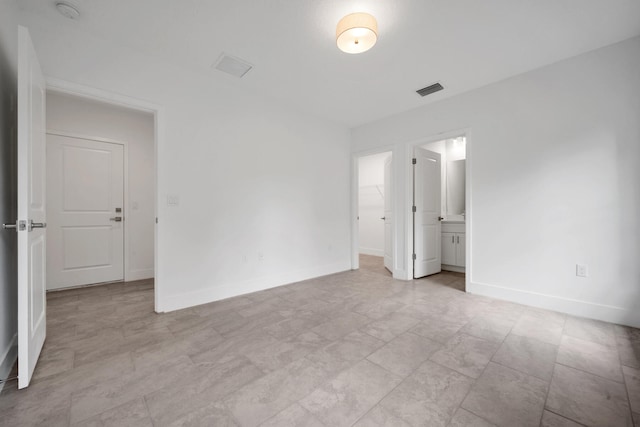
[446,159,465,216]
[421,136,466,221]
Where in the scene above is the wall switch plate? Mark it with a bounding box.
[167,195,180,206]
[576,264,588,277]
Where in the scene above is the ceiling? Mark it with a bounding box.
[17,0,640,127]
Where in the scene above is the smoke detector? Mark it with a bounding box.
[55,2,80,20]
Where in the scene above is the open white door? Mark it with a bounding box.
[413,147,441,278]
[17,26,47,389]
[383,155,393,272]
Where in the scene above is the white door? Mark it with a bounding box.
[46,134,124,290]
[413,147,442,278]
[17,26,47,389]
[442,232,456,266]
[383,155,393,272]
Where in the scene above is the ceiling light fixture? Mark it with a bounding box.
[336,12,378,54]
[55,1,80,20]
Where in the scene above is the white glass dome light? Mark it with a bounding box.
[336,13,378,54]
[55,2,80,20]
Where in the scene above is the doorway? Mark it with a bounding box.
[413,135,468,279]
[11,27,161,389]
[45,91,156,291]
[356,151,393,275]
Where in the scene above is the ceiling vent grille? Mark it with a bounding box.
[213,53,253,78]
[416,83,444,97]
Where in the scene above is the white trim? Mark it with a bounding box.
[464,129,473,294]
[46,129,129,146]
[0,333,17,393]
[126,268,154,281]
[45,77,162,313]
[469,280,640,328]
[46,78,161,113]
[351,154,359,271]
[45,130,132,284]
[351,146,399,278]
[442,265,466,274]
[160,261,351,313]
[359,247,385,257]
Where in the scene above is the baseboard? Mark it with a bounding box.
[469,280,640,328]
[359,247,384,257]
[442,264,466,274]
[157,260,352,313]
[126,268,154,282]
[0,333,18,393]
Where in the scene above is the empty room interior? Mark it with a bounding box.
[0,1,639,426]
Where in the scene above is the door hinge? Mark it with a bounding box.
[155,217,158,224]
[412,253,416,260]
[412,206,416,213]
[412,158,416,165]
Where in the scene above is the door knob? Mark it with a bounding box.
[27,220,46,232]
[110,217,122,222]
[438,216,444,221]
[380,217,386,220]
[3,220,26,231]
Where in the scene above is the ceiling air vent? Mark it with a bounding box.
[213,53,253,78]
[416,83,444,97]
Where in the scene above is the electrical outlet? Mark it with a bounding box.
[576,264,588,277]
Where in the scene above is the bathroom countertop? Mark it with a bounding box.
[442,218,465,224]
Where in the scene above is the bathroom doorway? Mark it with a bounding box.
[414,136,467,279]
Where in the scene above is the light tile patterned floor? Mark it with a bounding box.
[1,255,639,426]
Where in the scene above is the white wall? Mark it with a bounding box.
[358,152,390,256]
[46,92,155,282]
[19,14,352,312]
[0,0,19,388]
[353,36,640,327]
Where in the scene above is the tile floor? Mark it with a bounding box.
[1,255,639,426]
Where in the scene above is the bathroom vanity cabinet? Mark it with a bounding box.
[442,222,465,272]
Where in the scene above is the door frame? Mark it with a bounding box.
[45,78,163,313]
[404,128,472,290]
[45,130,130,286]
[351,145,395,274]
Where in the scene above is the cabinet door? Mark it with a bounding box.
[455,233,466,267]
[442,232,456,265]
